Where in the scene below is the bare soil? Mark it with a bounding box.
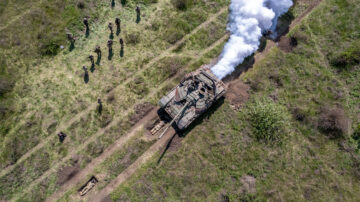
[129,102,155,126]
[167,134,183,152]
[278,36,295,53]
[57,165,80,185]
[225,81,250,110]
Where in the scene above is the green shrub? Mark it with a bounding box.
[125,32,141,45]
[244,98,290,144]
[352,124,360,150]
[330,45,360,70]
[317,107,349,139]
[39,39,61,56]
[171,0,194,10]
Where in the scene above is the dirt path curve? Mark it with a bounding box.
[89,128,176,202]
[47,33,229,202]
[1,6,228,180]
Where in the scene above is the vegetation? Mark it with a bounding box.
[1,0,360,201]
[110,0,360,201]
[243,98,290,144]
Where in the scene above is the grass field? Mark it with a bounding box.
[1,0,360,201]
[109,0,360,201]
[0,0,230,200]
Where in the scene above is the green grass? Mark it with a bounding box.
[109,0,360,201]
[0,0,229,200]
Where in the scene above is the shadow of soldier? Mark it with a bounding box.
[69,42,75,51]
[109,33,114,39]
[108,49,113,60]
[116,27,121,36]
[84,72,89,84]
[85,28,90,38]
[136,14,141,24]
[111,0,115,7]
[120,46,124,57]
[98,103,102,115]
[96,55,101,65]
[90,63,95,73]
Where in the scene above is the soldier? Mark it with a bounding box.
[89,55,94,66]
[119,38,124,46]
[83,65,88,73]
[107,39,113,51]
[97,98,103,114]
[136,6,140,16]
[94,45,102,57]
[115,17,121,29]
[57,132,67,143]
[66,33,75,44]
[83,17,89,30]
[108,22,113,34]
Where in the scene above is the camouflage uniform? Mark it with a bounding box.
[57,132,67,143]
[67,33,75,43]
[83,17,89,29]
[108,22,113,34]
[94,46,102,57]
[136,6,140,15]
[107,40,113,51]
[89,55,94,65]
[115,17,121,28]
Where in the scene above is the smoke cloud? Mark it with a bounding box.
[211,0,293,79]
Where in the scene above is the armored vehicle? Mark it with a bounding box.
[157,65,226,138]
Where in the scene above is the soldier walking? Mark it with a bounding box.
[119,38,124,46]
[83,66,88,74]
[115,18,121,29]
[107,39,113,52]
[83,17,89,30]
[136,6,140,16]
[94,46,102,57]
[108,22,114,34]
[115,17,121,35]
[135,6,141,23]
[89,55,94,66]
[67,33,75,44]
[57,132,67,143]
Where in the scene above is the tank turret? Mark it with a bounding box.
[157,65,226,138]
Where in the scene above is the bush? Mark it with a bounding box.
[351,124,360,149]
[125,32,140,45]
[171,0,194,10]
[39,38,61,56]
[244,98,290,144]
[318,107,349,139]
[330,46,360,70]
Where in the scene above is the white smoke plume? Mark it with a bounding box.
[211,0,293,79]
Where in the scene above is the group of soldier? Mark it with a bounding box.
[59,6,141,143]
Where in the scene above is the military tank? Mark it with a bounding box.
[157,65,226,138]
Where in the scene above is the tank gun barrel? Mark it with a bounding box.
[158,102,190,139]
